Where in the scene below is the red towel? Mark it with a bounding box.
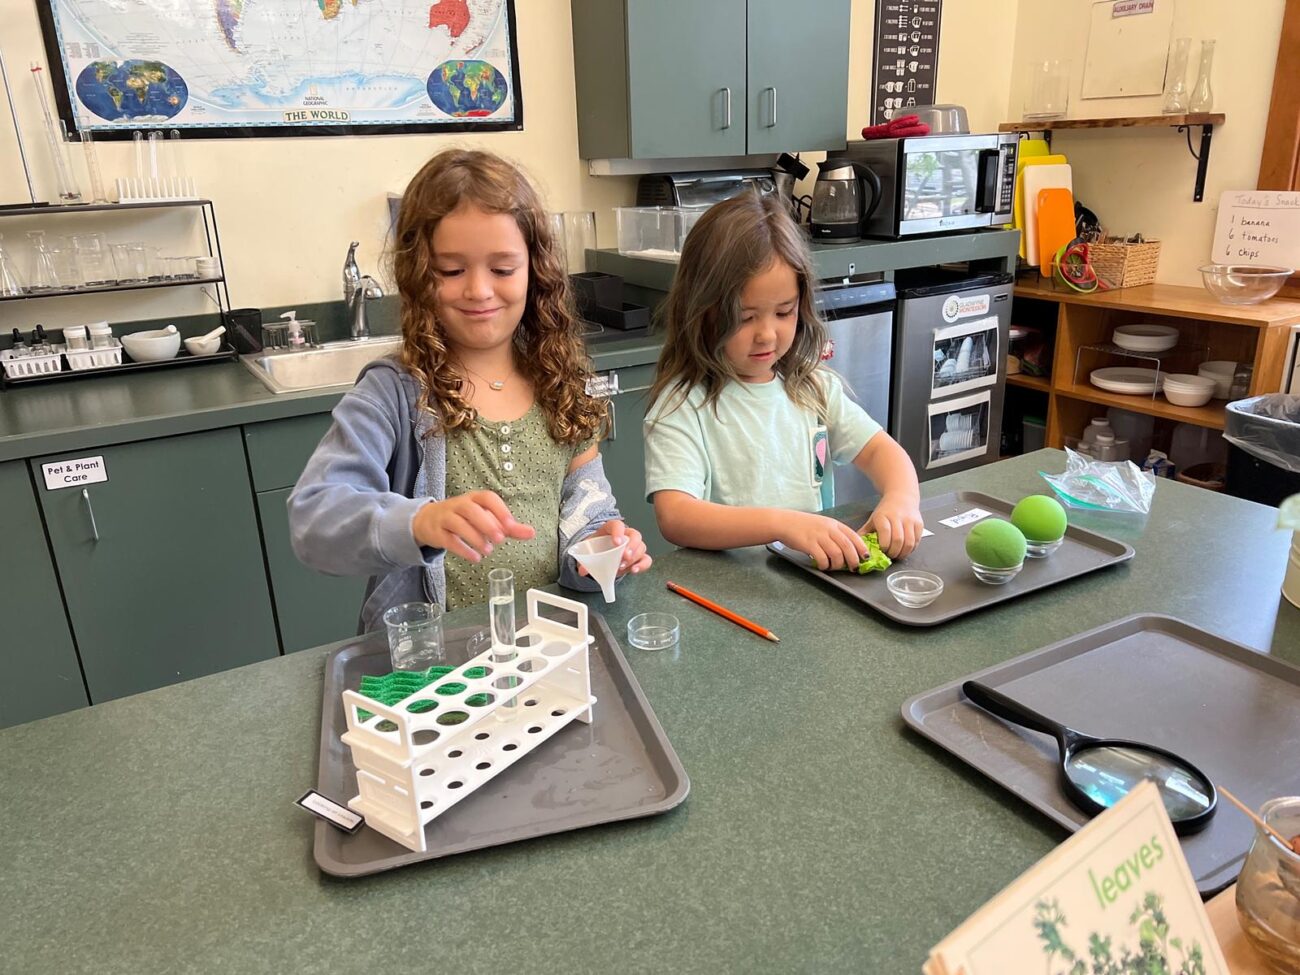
[861,114,931,140]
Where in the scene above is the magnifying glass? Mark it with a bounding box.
[963,681,1217,835]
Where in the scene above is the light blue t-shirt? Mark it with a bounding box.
[643,369,882,512]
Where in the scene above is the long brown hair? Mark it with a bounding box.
[392,149,605,445]
[647,191,828,421]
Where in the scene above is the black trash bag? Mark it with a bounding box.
[1224,394,1300,474]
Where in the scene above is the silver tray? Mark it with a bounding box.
[768,490,1134,626]
[312,613,689,877]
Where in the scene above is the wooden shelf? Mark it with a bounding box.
[1013,280,1300,328]
[1000,114,1225,202]
[999,113,1224,132]
[1007,372,1052,393]
[1055,381,1227,429]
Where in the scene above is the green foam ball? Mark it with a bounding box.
[965,518,1027,568]
[1011,495,1068,543]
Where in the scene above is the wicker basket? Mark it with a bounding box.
[1089,237,1162,288]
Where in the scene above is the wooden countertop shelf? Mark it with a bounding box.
[1054,381,1228,430]
[1006,373,1052,393]
[1013,280,1300,328]
[999,113,1224,132]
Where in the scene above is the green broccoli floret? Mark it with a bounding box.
[855,532,892,574]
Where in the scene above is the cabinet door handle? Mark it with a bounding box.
[720,87,732,129]
[82,488,100,542]
[766,86,778,127]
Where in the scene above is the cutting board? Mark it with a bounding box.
[1022,163,1073,268]
[1014,151,1066,258]
[1036,187,1076,272]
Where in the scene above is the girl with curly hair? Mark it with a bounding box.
[291,149,650,627]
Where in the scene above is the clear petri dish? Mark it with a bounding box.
[886,570,944,608]
[627,613,679,651]
[970,560,1024,585]
[1024,537,1064,559]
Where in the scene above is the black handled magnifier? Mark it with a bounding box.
[963,680,1217,836]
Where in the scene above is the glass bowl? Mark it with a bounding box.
[1236,795,1300,974]
[1199,264,1293,305]
[1024,537,1063,558]
[886,570,944,608]
[627,613,679,651]
[970,560,1024,585]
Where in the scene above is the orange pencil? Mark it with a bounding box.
[665,581,781,643]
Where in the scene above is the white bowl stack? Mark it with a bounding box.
[1196,360,1237,399]
[1161,373,1216,407]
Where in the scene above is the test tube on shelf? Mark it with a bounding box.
[29,62,81,204]
[132,130,145,199]
[79,124,109,203]
[147,130,161,197]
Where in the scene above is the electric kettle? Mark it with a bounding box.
[810,160,882,242]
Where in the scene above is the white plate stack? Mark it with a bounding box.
[1113,323,1179,353]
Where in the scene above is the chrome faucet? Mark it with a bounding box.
[343,240,383,340]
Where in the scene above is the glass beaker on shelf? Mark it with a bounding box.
[48,236,82,289]
[110,243,145,283]
[71,232,114,286]
[25,231,64,292]
[1190,39,1215,112]
[1162,37,1191,114]
[143,246,166,282]
[1023,59,1070,120]
[0,234,28,297]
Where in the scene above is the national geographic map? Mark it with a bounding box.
[42,0,520,135]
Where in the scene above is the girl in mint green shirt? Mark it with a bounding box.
[644,192,924,572]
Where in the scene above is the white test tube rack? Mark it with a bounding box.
[340,589,597,853]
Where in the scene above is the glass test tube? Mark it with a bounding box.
[29,62,81,203]
[79,125,108,203]
[488,568,519,719]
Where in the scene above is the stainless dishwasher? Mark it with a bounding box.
[814,280,895,507]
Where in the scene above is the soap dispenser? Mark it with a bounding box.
[280,310,305,348]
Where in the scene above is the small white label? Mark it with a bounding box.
[42,455,108,490]
[941,293,991,323]
[296,790,364,832]
[939,508,992,529]
[1112,0,1155,17]
[585,373,620,399]
[922,529,935,538]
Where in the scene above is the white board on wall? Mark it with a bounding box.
[1081,0,1174,99]
[1211,191,1300,268]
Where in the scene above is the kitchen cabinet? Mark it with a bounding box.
[0,461,86,728]
[572,0,850,160]
[32,428,278,703]
[258,487,368,653]
[244,414,367,653]
[598,364,671,558]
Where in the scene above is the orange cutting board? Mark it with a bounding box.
[1036,187,1076,272]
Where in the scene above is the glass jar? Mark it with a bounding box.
[1236,796,1300,974]
[1190,39,1215,113]
[1162,37,1191,114]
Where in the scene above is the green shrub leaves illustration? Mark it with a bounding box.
[1032,893,1207,975]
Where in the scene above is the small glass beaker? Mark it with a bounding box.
[71,233,113,285]
[110,243,143,283]
[1162,37,1192,114]
[143,246,166,282]
[48,236,81,289]
[1236,796,1300,974]
[1023,59,1070,120]
[383,602,444,672]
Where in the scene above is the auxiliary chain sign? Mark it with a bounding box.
[871,0,942,125]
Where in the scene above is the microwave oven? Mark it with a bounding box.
[830,133,1019,238]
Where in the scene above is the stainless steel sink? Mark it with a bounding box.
[242,337,402,393]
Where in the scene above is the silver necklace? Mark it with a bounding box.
[460,363,511,391]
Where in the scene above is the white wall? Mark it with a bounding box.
[1007,0,1285,286]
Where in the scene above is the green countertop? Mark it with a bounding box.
[2,452,1296,973]
[0,329,662,463]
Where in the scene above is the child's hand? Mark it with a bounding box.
[579,520,652,578]
[860,493,924,559]
[777,511,870,571]
[413,491,535,563]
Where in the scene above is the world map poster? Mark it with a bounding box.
[36,0,522,138]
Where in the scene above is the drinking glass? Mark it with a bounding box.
[548,211,596,274]
[1023,59,1070,120]
[1236,796,1300,974]
[383,602,444,672]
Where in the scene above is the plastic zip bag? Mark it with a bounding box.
[1039,447,1156,513]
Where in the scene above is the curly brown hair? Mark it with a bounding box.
[647,191,828,423]
[391,149,606,445]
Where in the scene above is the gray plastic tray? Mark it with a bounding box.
[312,613,689,877]
[767,490,1134,626]
[901,613,1300,896]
